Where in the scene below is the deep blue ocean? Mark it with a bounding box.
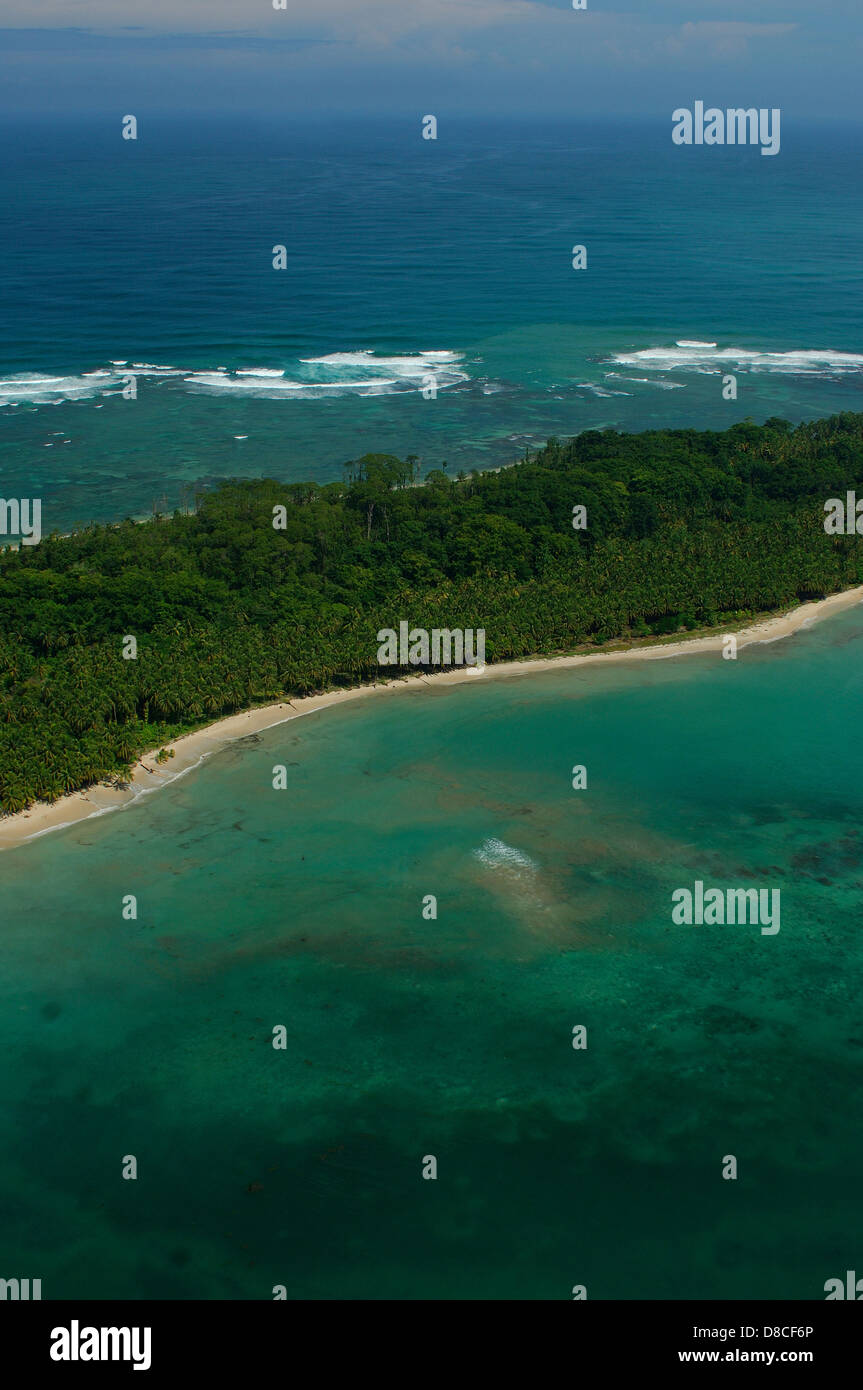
[2,117,862,530]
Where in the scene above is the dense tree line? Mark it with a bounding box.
[3,413,863,813]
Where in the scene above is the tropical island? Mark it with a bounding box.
[2,412,863,816]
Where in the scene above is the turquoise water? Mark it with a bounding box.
[3,118,863,530]
[2,606,862,1299]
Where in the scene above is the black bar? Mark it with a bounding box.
[2,1300,859,1377]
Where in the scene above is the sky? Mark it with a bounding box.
[0,0,860,119]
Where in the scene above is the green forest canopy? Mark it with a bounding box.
[2,412,863,813]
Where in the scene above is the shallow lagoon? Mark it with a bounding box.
[2,607,862,1299]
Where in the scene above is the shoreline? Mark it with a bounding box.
[2,584,862,852]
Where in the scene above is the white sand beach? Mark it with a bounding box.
[1,584,861,852]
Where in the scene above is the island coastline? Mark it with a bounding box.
[2,584,861,852]
[1,581,856,850]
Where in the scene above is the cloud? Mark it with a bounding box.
[0,0,546,40]
[661,20,798,61]
[648,0,848,13]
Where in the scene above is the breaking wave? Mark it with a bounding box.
[0,350,470,408]
[473,838,538,873]
[609,341,863,378]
